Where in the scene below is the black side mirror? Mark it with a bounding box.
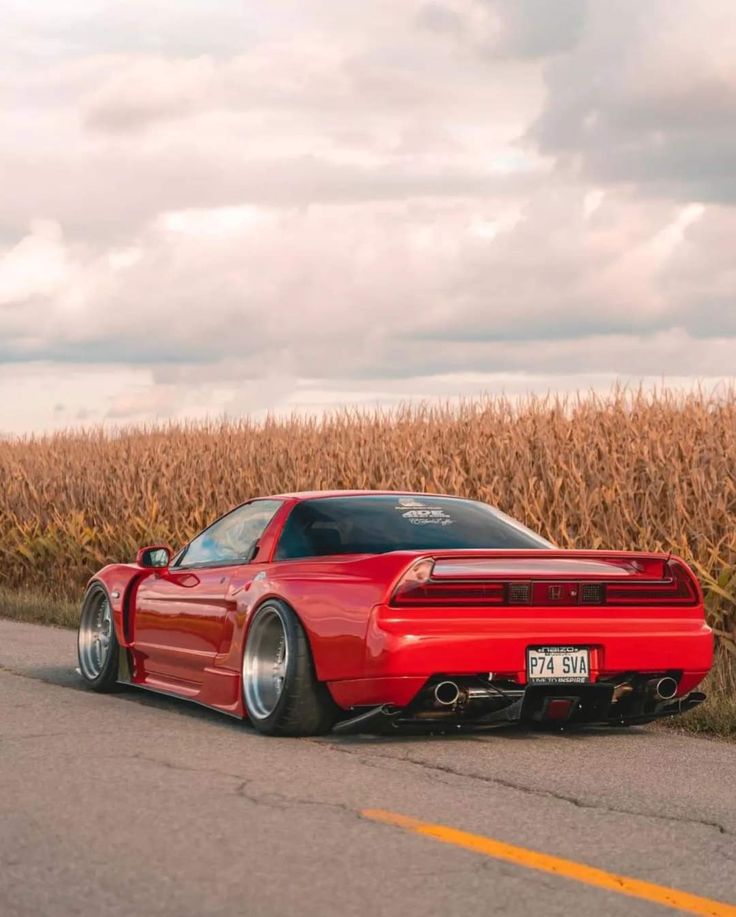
[136,545,172,568]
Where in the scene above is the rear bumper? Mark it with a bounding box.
[332,682,708,734]
[327,602,714,709]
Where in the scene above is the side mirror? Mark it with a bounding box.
[136,545,172,569]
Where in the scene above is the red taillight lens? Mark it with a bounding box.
[393,581,506,606]
[391,558,505,606]
[605,560,698,606]
[390,557,700,608]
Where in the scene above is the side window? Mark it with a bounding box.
[178,500,282,568]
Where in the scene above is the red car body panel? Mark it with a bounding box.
[89,491,714,722]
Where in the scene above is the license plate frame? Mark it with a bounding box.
[526,646,591,684]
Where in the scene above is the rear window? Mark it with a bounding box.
[275,495,551,559]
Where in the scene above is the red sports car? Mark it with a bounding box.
[77,491,713,735]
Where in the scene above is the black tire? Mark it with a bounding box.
[242,600,339,736]
[77,582,121,692]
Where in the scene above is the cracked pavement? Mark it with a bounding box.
[1,618,735,916]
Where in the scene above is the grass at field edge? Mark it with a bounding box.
[1,586,734,740]
[0,586,79,629]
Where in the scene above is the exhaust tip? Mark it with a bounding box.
[434,681,461,706]
[653,676,679,700]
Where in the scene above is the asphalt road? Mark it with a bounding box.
[1,618,735,917]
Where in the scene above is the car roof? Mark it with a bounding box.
[265,489,462,502]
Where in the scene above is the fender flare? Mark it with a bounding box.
[241,594,325,678]
[88,565,156,648]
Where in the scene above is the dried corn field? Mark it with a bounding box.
[1,389,735,662]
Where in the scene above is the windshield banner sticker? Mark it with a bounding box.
[395,499,454,526]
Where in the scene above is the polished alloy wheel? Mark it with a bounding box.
[78,591,113,679]
[243,607,290,720]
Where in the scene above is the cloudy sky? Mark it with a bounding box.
[2,0,735,433]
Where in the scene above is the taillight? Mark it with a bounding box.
[390,557,700,607]
[605,559,699,606]
[391,558,505,606]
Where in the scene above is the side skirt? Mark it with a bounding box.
[121,681,244,720]
[117,647,244,719]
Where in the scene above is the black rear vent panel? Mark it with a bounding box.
[581,583,605,605]
[508,582,531,605]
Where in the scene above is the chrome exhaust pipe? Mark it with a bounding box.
[434,681,461,706]
[649,676,679,700]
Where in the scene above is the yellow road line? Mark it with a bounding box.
[362,809,736,917]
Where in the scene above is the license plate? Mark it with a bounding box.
[527,646,590,684]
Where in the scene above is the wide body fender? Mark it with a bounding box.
[220,553,417,682]
[88,564,159,648]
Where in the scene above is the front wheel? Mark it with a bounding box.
[77,583,121,692]
[242,601,338,736]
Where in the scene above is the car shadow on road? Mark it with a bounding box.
[119,685,652,743]
[16,662,247,730]
[321,723,650,748]
[9,664,84,691]
[28,663,652,742]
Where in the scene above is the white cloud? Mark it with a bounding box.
[83,56,217,132]
[0,0,734,434]
[0,221,69,304]
[531,0,736,200]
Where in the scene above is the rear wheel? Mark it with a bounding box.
[77,583,121,692]
[242,600,338,736]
